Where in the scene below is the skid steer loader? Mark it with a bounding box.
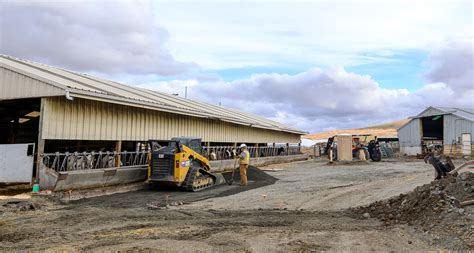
[148,137,225,191]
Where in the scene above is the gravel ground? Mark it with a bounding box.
[1,159,455,252]
[185,159,433,211]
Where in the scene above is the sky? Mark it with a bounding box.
[0,0,473,133]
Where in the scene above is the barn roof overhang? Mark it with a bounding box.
[0,55,307,135]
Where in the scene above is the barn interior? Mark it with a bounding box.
[421,115,444,154]
[0,98,41,145]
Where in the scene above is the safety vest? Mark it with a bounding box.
[239,150,250,165]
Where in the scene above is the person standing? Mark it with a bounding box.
[238,144,250,186]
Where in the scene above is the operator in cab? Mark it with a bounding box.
[238,144,250,186]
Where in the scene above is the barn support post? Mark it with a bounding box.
[255,143,259,158]
[36,98,45,182]
[234,142,237,158]
[115,140,122,167]
[10,116,18,144]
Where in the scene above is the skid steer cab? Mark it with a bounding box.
[148,137,224,191]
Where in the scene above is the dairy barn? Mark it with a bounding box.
[0,55,306,190]
[398,107,474,157]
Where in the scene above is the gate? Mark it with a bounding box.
[462,133,472,156]
[0,143,35,183]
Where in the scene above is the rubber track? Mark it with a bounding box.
[183,167,215,192]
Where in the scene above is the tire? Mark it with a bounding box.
[370,149,382,162]
[332,148,337,161]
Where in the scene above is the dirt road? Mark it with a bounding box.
[0,160,452,251]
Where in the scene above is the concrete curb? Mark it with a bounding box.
[210,154,309,172]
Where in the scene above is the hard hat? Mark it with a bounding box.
[239,143,247,148]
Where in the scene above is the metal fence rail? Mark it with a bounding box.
[42,151,148,172]
[380,142,399,158]
[202,145,301,160]
[42,145,302,172]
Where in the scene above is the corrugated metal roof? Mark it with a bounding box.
[0,54,306,134]
[414,106,474,122]
[434,107,474,122]
[400,106,474,130]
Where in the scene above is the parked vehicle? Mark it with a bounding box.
[326,134,382,162]
[148,137,225,191]
[367,139,382,162]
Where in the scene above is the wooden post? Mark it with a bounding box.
[233,142,237,158]
[286,143,290,156]
[207,141,210,158]
[36,139,45,178]
[255,143,259,158]
[115,140,122,167]
[36,98,45,182]
[272,143,275,156]
[11,117,18,144]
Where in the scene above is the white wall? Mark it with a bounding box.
[0,143,35,183]
[400,146,422,156]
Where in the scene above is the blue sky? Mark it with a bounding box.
[347,49,429,91]
[151,48,430,93]
[150,1,471,92]
[154,49,430,91]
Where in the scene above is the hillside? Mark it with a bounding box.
[303,118,409,140]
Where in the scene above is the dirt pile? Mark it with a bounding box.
[221,166,278,189]
[355,172,474,250]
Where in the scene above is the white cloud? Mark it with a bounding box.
[140,38,473,133]
[155,0,472,69]
[140,67,409,132]
[425,39,474,93]
[0,0,195,76]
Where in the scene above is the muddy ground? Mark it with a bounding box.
[1,159,471,251]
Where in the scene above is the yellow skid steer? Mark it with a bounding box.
[148,137,225,191]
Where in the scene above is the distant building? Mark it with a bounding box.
[397,107,474,156]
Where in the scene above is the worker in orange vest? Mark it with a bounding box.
[238,144,250,186]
